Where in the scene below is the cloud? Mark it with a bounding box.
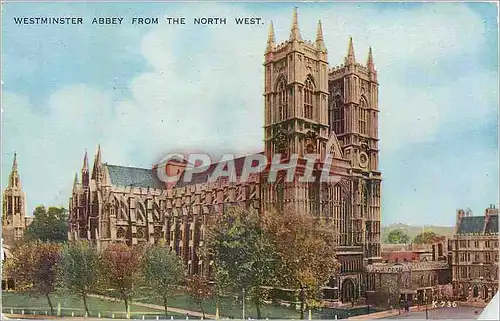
[2,2,498,225]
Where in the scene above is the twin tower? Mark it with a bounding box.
[263,9,382,261]
[264,8,379,175]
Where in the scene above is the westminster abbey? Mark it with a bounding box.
[68,9,382,303]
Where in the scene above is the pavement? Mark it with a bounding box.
[88,294,217,319]
[383,306,483,319]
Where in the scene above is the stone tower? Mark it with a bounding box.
[328,39,382,262]
[264,8,330,159]
[2,153,29,246]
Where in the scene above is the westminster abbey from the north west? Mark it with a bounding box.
[68,9,382,304]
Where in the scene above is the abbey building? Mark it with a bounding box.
[68,9,382,303]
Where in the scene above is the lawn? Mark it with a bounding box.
[1,292,184,318]
[129,288,318,319]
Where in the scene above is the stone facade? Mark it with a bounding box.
[2,153,30,247]
[68,9,382,304]
[450,206,499,302]
[365,261,452,308]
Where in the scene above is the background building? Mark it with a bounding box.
[2,153,31,290]
[449,206,499,302]
[365,260,452,308]
[2,153,30,247]
[68,9,382,304]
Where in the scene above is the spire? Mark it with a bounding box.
[315,20,326,52]
[367,46,375,71]
[345,36,356,65]
[95,144,102,164]
[12,152,18,171]
[82,150,88,171]
[266,21,276,53]
[289,7,302,42]
[73,173,79,187]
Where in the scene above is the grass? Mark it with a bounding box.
[1,291,185,318]
[2,291,381,319]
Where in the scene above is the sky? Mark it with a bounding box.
[1,2,498,226]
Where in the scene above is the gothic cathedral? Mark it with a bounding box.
[68,9,382,304]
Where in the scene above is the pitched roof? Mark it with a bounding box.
[176,152,265,187]
[457,216,485,234]
[485,215,499,234]
[106,164,164,189]
[456,214,499,235]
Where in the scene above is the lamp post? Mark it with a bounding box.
[242,288,246,320]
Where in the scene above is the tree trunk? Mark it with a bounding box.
[254,296,262,320]
[45,293,54,315]
[82,293,90,317]
[299,287,305,320]
[200,304,205,320]
[163,297,169,319]
[124,297,129,318]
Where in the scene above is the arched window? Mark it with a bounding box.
[359,97,368,135]
[304,78,314,119]
[276,79,288,121]
[331,95,344,134]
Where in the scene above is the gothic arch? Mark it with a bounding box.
[473,285,479,298]
[358,96,369,135]
[304,76,315,119]
[275,76,288,121]
[136,200,146,225]
[330,95,345,134]
[341,278,357,303]
[152,201,161,222]
[482,285,488,300]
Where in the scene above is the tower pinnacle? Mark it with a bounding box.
[367,46,375,71]
[96,144,102,164]
[82,150,89,171]
[345,36,356,65]
[315,20,326,52]
[266,21,276,53]
[289,7,302,42]
[12,152,18,171]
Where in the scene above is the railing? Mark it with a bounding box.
[2,307,204,320]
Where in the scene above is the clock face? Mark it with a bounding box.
[359,152,369,168]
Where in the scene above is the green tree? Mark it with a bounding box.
[385,229,411,244]
[202,207,279,319]
[6,241,62,314]
[141,244,185,319]
[24,206,68,243]
[102,243,142,316]
[262,208,339,319]
[413,230,443,245]
[60,241,102,316]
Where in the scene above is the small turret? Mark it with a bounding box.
[82,150,89,187]
[12,152,18,172]
[367,46,375,72]
[8,153,21,188]
[315,20,326,52]
[266,21,276,53]
[344,37,356,65]
[289,7,302,42]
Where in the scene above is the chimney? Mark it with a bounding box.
[456,209,465,234]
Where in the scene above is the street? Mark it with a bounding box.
[384,306,483,319]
